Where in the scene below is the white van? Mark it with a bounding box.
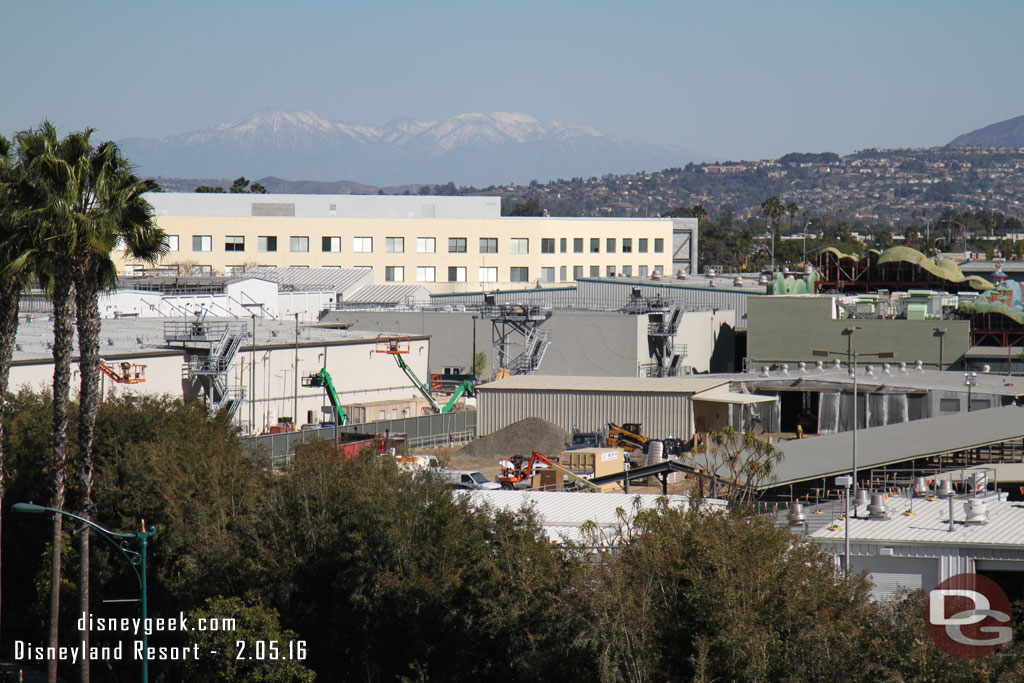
[441,469,501,491]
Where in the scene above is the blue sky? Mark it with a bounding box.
[3,0,1022,161]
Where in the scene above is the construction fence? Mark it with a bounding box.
[244,409,477,467]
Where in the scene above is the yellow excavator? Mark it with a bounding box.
[607,422,649,451]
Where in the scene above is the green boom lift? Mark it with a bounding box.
[302,368,349,426]
[379,336,475,414]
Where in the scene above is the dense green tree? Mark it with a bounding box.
[195,185,226,193]
[507,198,544,216]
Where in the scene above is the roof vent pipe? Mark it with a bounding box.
[914,359,924,372]
[865,365,874,377]
[899,361,908,373]
[798,361,806,372]
[883,363,892,375]
[832,359,842,370]
[815,360,824,371]
[780,363,789,375]
[964,499,989,525]
[937,480,955,498]
[853,488,870,508]
[868,492,891,519]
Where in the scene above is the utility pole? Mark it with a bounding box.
[250,314,256,434]
[294,313,299,427]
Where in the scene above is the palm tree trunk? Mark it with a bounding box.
[74,260,100,683]
[48,266,75,683]
[0,278,22,648]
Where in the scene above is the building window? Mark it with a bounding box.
[290,236,309,253]
[541,267,555,283]
[590,238,600,253]
[560,238,567,253]
[606,266,616,277]
[638,265,649,278]
[322,236,341,253]
[448,266,466,282]
[623,238,632,253]
[939,398,960,413]
[480,237,498,253]
[225,265,246,275]
[258,236,277,252]
[385,266,404,282]
[417,237,435,253]
[541,238,555,254]
[448,237,467,253]
[353,236,373,253]
[510,267,529,282]
[574,238,583,253]
[573,265,584,280]
[479,266,497,283]
[654,238,664,253]
[559,265,567,281]
[225,236,245,252]
[590,265,600,277]
[622,265,632,277]
[163,235,179,252]
[607,238,616,254]
[638,238,648,253]
[653,265,664,276]
[510,238,529,254]
[416,266,435,282]
[192,235,212,252]
[385,237,404,253]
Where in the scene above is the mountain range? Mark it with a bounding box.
[948,114,1024,147]
[119,110,710,187]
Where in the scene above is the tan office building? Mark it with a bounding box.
[119,193,675,293]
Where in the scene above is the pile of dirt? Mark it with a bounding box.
[456,418,570,459]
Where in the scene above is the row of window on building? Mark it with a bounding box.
[383,264,666,283]
[162,235,666,255]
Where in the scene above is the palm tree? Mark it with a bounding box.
[787,201,799,233]
[691,204,708,225]
[761,197,785,271]
[70,142,164,683]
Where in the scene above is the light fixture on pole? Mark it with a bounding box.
[965,370,977,411]
[14,503,157,683]
[813,334,895,578]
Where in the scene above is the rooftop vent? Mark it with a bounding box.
[787,502,806,525]
[798,361,806,372]
[883,363,892,375]
[758,274,769,285]
[780,363,789,375]
[982,364,991,373]
[832,359,842,370]
[759,367,770,377]
[853,488,870,508]
[963,499,989,525]
[899,361,908,373]
[867,492,891,519]
[913,476,929,497]
[865,365,874,376]
[815,360,824,371]
[937,480,955,498]
[733,276,743,287]
[914,359,924,372]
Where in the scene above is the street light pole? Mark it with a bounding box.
[965,371,977,411]
[14,503,157,683]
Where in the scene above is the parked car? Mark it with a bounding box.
[440,469,501,491]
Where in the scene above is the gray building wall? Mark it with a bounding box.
[477,388,694,440]
[747,296,970,370]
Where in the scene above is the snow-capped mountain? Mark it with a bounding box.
[119,110,709,186]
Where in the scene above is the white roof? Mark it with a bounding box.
[719,368,1024,398]
[809,494,1024,548]
[478,375,729,394]
[693,391,779,405]
[468,490,721,545]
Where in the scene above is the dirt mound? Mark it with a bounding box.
[456,418,570,459]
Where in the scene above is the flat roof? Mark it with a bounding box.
[717,368,1024,397]
[766,405,1024,488]
[694,392,778,405]
[10,315,412,363]
[477,375,729,394]
[809,494,1024,548]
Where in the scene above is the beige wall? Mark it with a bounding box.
[119,216,674,292]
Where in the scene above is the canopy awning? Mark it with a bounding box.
[694,392,778,405]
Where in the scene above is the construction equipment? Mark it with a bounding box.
[497,450,600,491]
[301,368,349,426]
[607,422,649,451]
[100,360,146,384]
[378,336,473,414]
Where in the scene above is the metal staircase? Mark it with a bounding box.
[165,319,248,420]
[515,328,552,374]
[647,303,685,377]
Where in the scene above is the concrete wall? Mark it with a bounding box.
[747,296,971,370]
[676,309,736,373]
[536,312,643,377]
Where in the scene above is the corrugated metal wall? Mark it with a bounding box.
[478,388,693,440]
[577,279,757,326]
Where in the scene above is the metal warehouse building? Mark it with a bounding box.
[475,375,769,439]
